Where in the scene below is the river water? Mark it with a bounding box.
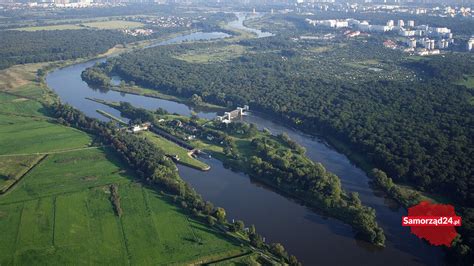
[45,14,443,265]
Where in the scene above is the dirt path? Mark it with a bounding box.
[0,146,107,158]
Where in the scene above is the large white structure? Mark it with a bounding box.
[407,20,415,27]
[216,105,249,124]
[306,19,348,28]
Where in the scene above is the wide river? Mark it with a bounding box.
[46,13,443,265]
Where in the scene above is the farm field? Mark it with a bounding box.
[82,20,144,29]
[142,131,210,171]
[0,92,47,117]
[0,155,43,192]
[0,148,244,265]
[0,113,92,155]
[0,63,245,265]
[12,20,143,31]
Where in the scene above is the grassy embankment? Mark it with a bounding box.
[109,83,227,112]
[141,131,210,171]
[0,63,248,264]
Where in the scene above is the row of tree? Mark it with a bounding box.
[50,102,301,265]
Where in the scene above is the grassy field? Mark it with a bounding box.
[174,45,246,64]
[82,20,144,30]
[12,20,143,31]
[0,148,243,264]
[456,74,474,89]
[0,63,46,92]
[0,113,92,155]
[0,155,43,192]
[0,62,245,265]
[143,131,210,171]
[13,24,84,31]
[210,252,267,265]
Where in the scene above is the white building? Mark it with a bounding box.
[420,38,435,50]
[437,39,449,49]
[398,19,404,27]
[407,20,415,27]
[406,38,417,48]
[307,19,349,28]
[386,20,394,27]
[370,25,392,32]
[216,105,249,124]
[468,37,474,51]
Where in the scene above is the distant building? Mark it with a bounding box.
[437,39,449,49]
[407,20,415,27]
[306,19,348,28]
[370,25,391,32]
[420,38,435,50]
[130,122,151,133]
[406,38,417,48]
[399,30,415,37]
[398,19,404,27]
[467,37,474,51]
[216,105,249,124]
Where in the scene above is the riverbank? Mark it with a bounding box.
[43,15,446,265]
[245,109,447,209]
[103,99,385,246]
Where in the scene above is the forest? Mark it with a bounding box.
[92,40,473,205]
[85,37,474,262]
[0,30,137,70]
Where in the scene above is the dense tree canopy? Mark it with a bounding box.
[94,40,474,207]
[0,30,137,70]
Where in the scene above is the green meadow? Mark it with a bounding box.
[0,63,244,265]
[0,113,92,155]
[0,148,243,265]
[0,154,43,192]
[143,131,210,171]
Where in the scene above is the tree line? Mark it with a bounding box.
[50,102,301,265]
[109,100,386,246]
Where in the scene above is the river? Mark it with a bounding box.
[45,13,443,265]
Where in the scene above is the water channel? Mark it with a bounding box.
[46,13,443,265]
